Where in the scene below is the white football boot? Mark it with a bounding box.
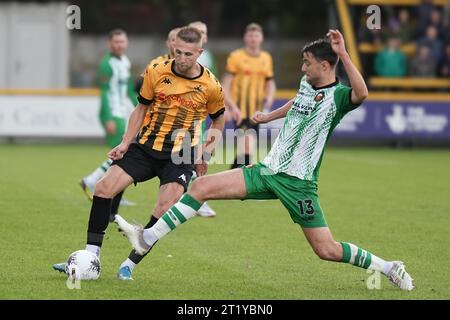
[114,215,151,256]
[196,202,216,217]
[386,261,414,291]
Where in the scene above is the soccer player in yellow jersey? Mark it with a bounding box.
[222,23,276,169]
[53,27,226,281]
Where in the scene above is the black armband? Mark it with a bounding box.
[209,108,225,120]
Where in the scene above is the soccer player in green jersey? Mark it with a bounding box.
[80,29,138,209]
[116,30,414,291]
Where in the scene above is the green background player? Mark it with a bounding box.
[80,29,138,209]
[117,30,414,291]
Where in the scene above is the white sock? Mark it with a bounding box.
[120,258,136,272]
[382,261,394,275]
[143,228,159,247]
[85,244,101,258]
[85,159,112,186]
[142,194,201,246]
[340,242,392,275]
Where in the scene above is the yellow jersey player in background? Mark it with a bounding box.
[222,23,276,169]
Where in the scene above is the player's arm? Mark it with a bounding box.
[221,72,242,124]
[327,29,368,104]
[263,54,276,111]
[98,60,115,134]
[108,64,155,160]
[252,98,294,124]
[127,77,138,107]
[121,103,149,144]
[263,78,276,111]
[195,112,225,177]
[108,103,149,160]
[221,73,237,110]
[195,79,227,176]
[204,113,225,155]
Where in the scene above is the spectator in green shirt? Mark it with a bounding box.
[374,36,407,77]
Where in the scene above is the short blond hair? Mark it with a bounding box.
[167,27,181,41]
[245,23,263,34]
[188,21,207,33]
[177,26,202,44]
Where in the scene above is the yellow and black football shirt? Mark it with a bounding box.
[137,59,225,158]
[136,54,172,93]
[139,54,171,77]
[226,48,274,119]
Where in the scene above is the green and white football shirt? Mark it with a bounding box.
[98,53,137,122]
[262,76,360,181]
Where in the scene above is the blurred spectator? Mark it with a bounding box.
[396,8,414,43]
[444,25,450,44]
[444,1,450,44]
[365,29,383,46]
[418,25,444,62]
[439,43,450,77]
[444,0,450,28]
[428,9,446,40]
[416,0,435,36]
[374,36,407,77]
[409,44,436,77]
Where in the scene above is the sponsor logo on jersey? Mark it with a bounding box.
[156,92,199,109]
[314,91,324,102]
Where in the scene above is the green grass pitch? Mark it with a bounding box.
[1,144,449,299]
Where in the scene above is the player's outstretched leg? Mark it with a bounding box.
[191,171,216,217]
[116,169,247,256]
[341,242,413,291]
[303,227,414,291]
[116,193,202,255]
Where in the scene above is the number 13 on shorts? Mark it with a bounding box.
[297,199,315,217]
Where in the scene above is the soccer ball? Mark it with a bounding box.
[66,250,101,280]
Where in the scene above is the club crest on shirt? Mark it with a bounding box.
[314,91,324,102]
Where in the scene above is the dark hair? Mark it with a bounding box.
[302,38,338,67]
[108,28,127,40]
[177,27,202,44]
